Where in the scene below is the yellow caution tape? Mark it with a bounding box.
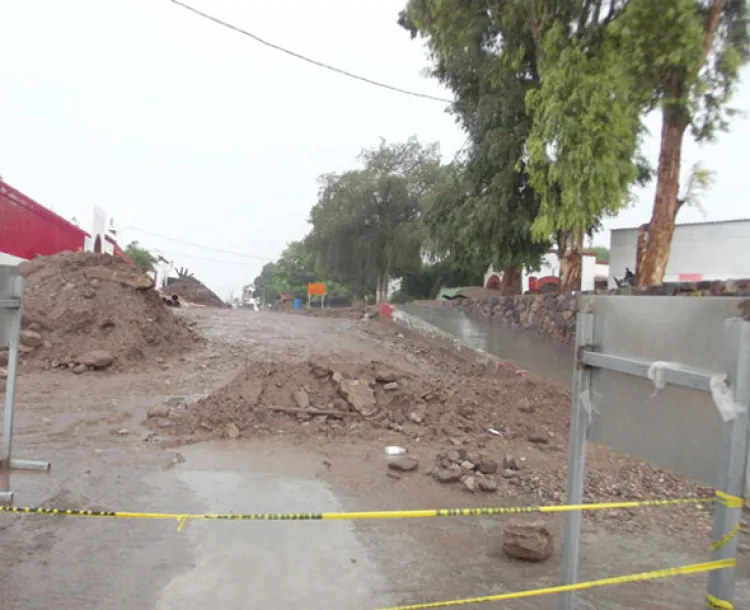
[715,491,744,510]
[376,559,736,610]
[0,496,713,531]
[711,522,742,552]
[706,593,734,609]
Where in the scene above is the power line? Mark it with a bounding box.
[168,0,453,104]
[162,251,265,266]
[120,226,274,261]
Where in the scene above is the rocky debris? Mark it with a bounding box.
[502,520,554,562]
[338,379,377,416]
[19,330,43,348]
[76,350,115,370]
[477,459,498,475]
[433,467,462,484]
[0,350,8,366]
[462,475,478,492]
[293,389,311,409]
[165,276,227,308]
[527,432,550,444]
[388,456,419,472]
[84,266,154,290]
[147,406,171,419]
[375,370,399,383]
[478,477,498,492]
[15,251,200,372]
[223,422,240,439]
[383,382,400,391]
[503,455,520,471]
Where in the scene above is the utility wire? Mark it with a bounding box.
[168,0,453,104]
[120,226,274,261]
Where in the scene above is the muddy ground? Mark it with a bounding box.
[0,308,748,610]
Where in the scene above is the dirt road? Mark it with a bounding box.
[0,309,747,610]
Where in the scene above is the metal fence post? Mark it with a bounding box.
[559,309,596,610]
[1,271,23,467]
[706,318,750,608]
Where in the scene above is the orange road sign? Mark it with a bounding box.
[307,282,326,296]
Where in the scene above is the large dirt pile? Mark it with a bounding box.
[162,356,568,444]
[14,252,201,372]
[157,355,709,513]
[165,276,226,308]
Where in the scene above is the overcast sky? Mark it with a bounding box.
[1,0,748,298]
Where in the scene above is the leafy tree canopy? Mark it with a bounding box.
[125,241,155,272]
[307,137,442,302]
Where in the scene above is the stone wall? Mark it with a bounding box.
[440,279,750,344]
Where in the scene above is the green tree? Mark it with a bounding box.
[400,1,550,293]
[590,246,611,264]
[125,241,155,272]
[253,239,354,303]
[524,14,649,289]
[308,137,441,303]
[615,0,749,286]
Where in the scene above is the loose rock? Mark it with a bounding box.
[527,432,550,445]
[478,476,498,492]
[502,520,553,562]
[147,406,171,419]
[339,379,377,416]
[375,370,398,383]
[76,350,115,370]
[477,459,498,475]
[388,456,419,472]
[462,475,478,492]
[20,329,43,348]
[433,467,462,484]
[293,388,310,409]
[223,422,240,439]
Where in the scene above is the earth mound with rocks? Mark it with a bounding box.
[165,276,227,308]
[9,252,201,373]
[157,356,570,446]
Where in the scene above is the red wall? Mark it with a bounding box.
[0,180,89,260]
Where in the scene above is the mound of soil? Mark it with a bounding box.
[158,354,710,517]
[14,252,201,371]
[165,276,226,308]
[162,356,569,445]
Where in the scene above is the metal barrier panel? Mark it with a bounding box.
[583,295,745,487]
[0,265,22,347]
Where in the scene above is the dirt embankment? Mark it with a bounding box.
[8,252,202,374]
[165,276,227,308]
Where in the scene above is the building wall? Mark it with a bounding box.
[0,180,89,263]
[609,219,750,287]
[484,251,604,292]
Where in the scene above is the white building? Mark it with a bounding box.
[608,218,750,287]
[484,250,609,293]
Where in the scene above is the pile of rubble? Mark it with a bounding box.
[158,357,570,445]
[7,252,201,373]
[165,276,227,308]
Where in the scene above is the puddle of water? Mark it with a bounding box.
[154,443,392,610]
[400,303,575,385]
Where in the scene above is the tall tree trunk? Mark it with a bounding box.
[637,0,723,287]
[558,229,584,291]
[636,105,688,287]
[635,223,649,283]
[376,269,390,305]
[501,266,522,295]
